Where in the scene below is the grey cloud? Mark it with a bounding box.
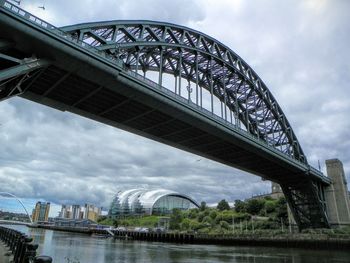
[195,0,350,177]
[22,0,205,27]
[1,0,349,212]
[1,97,267,208]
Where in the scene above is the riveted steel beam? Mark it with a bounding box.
[0,57,50,82]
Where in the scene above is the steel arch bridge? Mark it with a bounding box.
[0,192,33,224]
[0,1,331,229]
[61,20,306,163]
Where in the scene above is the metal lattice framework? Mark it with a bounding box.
[62,21,307,164]
[0,1,332,229]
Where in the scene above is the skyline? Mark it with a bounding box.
[0,0,349,210]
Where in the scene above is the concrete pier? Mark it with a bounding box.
[324,159,350,227]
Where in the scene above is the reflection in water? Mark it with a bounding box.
[5,225,350,263]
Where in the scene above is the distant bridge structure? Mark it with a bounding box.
[0,1,332,229]
[0,192,33,224]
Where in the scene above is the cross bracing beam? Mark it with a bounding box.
[0,56,50,82]
[62,21,307,163]
[0,51,50,101]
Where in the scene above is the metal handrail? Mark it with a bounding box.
[0,226,52,263]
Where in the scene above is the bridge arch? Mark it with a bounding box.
[0,192,33,224]
[0,1,331,230]
[62,20,306,164]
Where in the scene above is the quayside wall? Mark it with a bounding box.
[111,230,350,250]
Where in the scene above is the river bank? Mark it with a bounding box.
[5,224,350,263]
[113,230,350,250]
[28,224,350,250]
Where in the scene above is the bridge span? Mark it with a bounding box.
[0,1,333,229]
[0,219,29,226]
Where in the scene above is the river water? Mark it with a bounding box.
[6,225,350,263]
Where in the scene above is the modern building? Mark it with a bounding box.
[32,202,50,222]
[53,218,97,228]
[109,189,199,217]
[58,204,101,222]
[71,205,81,219]
[59,205,68,218]
[84,204,101,222]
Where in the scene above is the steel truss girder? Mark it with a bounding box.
[0,50,50,101]
[61,21,306,163]
[281,179,329,230]
[0,57,50,82]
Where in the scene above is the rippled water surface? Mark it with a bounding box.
[6,225,350,263]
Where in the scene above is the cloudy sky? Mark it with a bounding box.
[1,0,349,216]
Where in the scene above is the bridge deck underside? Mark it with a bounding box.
[0,7,330,229]
[16,65,303,183]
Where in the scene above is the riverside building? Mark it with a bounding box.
[32,201,50,222]
[109,188,199,217]
[59,204,101,221]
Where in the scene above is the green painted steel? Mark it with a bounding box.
[0,58,49,82]
[62,20,307,164]
[0,0,332,229]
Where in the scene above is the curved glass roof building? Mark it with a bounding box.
[109,189,199,216]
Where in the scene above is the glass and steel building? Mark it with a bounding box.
[32,201,50,222]
[109,189,199,217]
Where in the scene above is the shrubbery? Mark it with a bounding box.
[99,197,350,238]
[165,196,290,233]
[100,196,292,234]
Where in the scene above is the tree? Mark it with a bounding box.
[197,212,205,222]
[180,218,191,230]
[189,220,201,231]
[113,219,119,228]
[209,210,217,220]
[169,208,183,230]
[276,197,288,220]
[234,200,246,213]
[202,215,212,225]
[220,220,230,230]
[246,199,265,215]
[217,199,230,211]
[97,215,107,223]
[200,201,207,211]
[264,200,277,214]
[188,209,198,219]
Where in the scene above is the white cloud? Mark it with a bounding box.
[1,0,349,214]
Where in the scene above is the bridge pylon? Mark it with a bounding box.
[281,179,329,230]
[324,159,350,227]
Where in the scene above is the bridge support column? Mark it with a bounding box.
[324,159,350,227]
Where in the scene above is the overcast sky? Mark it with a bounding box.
[1,0,349,216]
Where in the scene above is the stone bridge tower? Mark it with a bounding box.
[324,159,350,227]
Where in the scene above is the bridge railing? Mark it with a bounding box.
[0,226,52,263]
[0,0,124,68]
[0,0,329,182]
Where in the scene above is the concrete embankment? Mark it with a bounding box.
[193,234,350,250]
[112,230,350,250]
[29,225,350,250]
